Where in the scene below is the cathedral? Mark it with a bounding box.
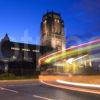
[0,11,66,75]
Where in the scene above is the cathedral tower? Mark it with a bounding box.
[40,11,66,50]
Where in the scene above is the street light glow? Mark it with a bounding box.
[66,58,74,64]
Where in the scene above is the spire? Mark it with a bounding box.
[5,33,10,40]
[1,33,10,42]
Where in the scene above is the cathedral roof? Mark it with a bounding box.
[43,11,61,20]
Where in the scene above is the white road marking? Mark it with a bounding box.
[0,87,18,93]
[33,95,54,100]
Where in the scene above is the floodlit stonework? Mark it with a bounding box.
[40,11,66,50]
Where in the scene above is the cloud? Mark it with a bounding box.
[66,32,100,47]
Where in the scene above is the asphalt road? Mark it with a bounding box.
[0,81,100,100]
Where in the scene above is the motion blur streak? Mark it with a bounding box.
[56,80,100,88]
[39,39,100,65]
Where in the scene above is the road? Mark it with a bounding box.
[0,81,100,100]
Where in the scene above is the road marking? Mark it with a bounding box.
[0,87,18,93]
[33,95,54,100]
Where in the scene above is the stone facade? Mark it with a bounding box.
[41,11,66,50]
[0,34,53,75]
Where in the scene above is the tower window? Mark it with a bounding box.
[44,20,47,23]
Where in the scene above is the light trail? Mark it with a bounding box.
[67,55,88,64]
[40,39,100,61]
[56,80,100,89]
[39,39,100,65]
[40,80,100,95]
[45,43,99,63]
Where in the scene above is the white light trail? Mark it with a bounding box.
[56,80,100,89]
[66,55,88,64]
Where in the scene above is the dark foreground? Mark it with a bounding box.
[0,81,100,100]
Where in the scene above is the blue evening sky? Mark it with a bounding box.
[0,0,100,47]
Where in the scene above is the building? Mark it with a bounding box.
[0,34,53,75]
[40,11,66,50]
[0,11,66,75]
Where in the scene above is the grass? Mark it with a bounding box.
[0,73,39,80]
